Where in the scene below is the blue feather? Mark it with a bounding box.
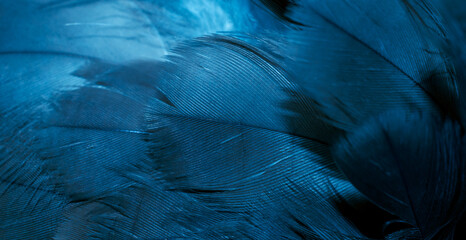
[1,0,465,239]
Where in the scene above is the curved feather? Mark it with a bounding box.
[1,0,465,239]
[279,0,460,131]
[137,34,389,239]
[0,0,165,62]
[31,35,371,239]
[0,0,281,63]
[0,2,288,238]
[0,54,87,239]
[333,112,466,239]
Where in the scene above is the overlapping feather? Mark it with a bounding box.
[0,0,465,239]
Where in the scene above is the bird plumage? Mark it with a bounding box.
[0,0,464,239]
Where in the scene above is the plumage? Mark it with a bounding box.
[0,0,465,239]
[333,112,466,239]
[281,0,460,131]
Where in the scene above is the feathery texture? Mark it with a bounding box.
[279,0,460,131]
[334,112,466,239]
[0,0,465,239]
